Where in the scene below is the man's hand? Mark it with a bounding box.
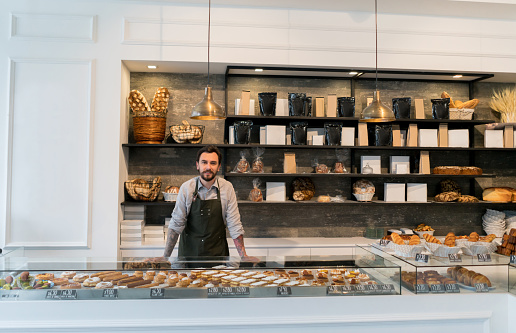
[241,255,260,263]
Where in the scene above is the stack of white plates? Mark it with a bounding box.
[482,209,506,237]
[504,210,516,234]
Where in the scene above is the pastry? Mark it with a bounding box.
[136,283,160,288]
[236,159,249,173]
[251,160,264,173]
[353,179,375,194]
[165,186,180,194]
[60,283,81,289]
[461,99,479,109]
[51,278,69,285]
[317,195,331,203]
[434,191,460,202]
[315,164,329,174]
[72,274,89,283]
[409,234,420,245]
[444,233,456,247]
[35,273,54,280]
[60,271,76,279]
[391,233,405,245]
[83,277,101,287]
[248,188,263,202]
[95,282,113,289]
[458,195,479,203]
[469,232,480,242]
[423,233,442,244]
[292,177,315,201]
[333,162,345,174]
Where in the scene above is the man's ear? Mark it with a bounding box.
[196,161,199,170]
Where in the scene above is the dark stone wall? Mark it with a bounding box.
[128,73,516,238]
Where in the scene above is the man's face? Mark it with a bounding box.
[196,152,220,182]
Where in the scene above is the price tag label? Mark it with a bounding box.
[379,239,390,246]
[208,287,250,297]
[277,286,291,296]
[150,288,165,299]
[415,254,429,263]
[365,284,380,293]
[60,289,77,300]
[45,290,61,299]
[510,255,516,264]
[1,292,19,299]
[477,254,491,262]
[475,283,489,293]
[102,289,118,298]
[352,284,366,293]
[379,284,395,291]
[341,285,353,294]
[448,254,462,263]
[415,284,430,294]
[429,284,446,294]
[445,283,460,293]
[326,286,342,295]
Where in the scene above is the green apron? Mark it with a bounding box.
[178,178,229,257]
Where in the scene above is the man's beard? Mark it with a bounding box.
[200,170,216,182]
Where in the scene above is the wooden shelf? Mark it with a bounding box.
[224,173,496,178]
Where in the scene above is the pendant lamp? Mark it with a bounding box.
[190,0,225,120]
[360,0,395,123]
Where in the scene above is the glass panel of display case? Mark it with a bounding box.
[0,247,400,301]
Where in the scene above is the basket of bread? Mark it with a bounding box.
[352,179,375,202]
[385,233,424,257]
[128,87,170,144]
[459,232,498,255]
[169,120,204,144]
[441,91,477,120]
[422,233,461,257]
[163,185,180,202]
[125,177,162,202]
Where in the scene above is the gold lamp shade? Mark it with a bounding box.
[190,86,225,120]
[360,90,395,123]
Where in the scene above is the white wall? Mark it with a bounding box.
[1,0,516,257]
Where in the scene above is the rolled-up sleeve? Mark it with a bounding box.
[223,181,245,239]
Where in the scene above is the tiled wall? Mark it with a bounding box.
[129,72,516,238]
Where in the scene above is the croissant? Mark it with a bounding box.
[469,232,480,242]
[423,233,442,244]
[391,233,405,245]
[444,234,456,247]
[472,274,491,287]
[409,235,420,245]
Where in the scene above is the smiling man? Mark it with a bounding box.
[156,145,254,261]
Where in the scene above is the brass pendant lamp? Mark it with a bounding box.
[359,0,395,123]
[190,0,226,120]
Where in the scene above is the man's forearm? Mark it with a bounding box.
[233,234,247,257]
[163,229,180,257]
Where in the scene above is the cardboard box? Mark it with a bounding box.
[315,97,325,117]
[259,127,266,145]
[392,125,402,147]
[341,127,355,146]
[266,182,286,201]
[390,156,410,174]
[235,98,255,115]
[484,129,504,148]
[284,153,296,173]
[237,90,251,115]
[419,151,431,174]
[307,128,324,145]
[448,129,469,148]
[407,124,418,147]
[327,94,337,117]
[384,183,406,202]
[275,98,289,116]
[438,123,448,147]
[265,125,286,145]
[361,156,381,174]
[400,130,407,146]
[418,129,438,147]
[312,135,324,145]
[407,183,427,202]
[415,99,425,119]
[504,125,514,148]
[358,123,368,146]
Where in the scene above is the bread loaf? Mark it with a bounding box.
[434,191,460,202]
[482,187,515,202]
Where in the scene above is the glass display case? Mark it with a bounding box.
[0,246,401,301]
[370,244,511,294]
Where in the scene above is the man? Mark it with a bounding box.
[153,145,255,261]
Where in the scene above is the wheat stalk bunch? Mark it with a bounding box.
[490,87,516,123]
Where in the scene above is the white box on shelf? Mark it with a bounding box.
[120,228,142,234]
[120,240,142,246]
[341,127,355,146]
[120,236,142,242]
[265,125,286,145]
[389,156,410,174]
[121,219,144,226]
[448,129,469,148]
[484,130,504,148]
[400,130,407,146]
[407,183,427,202]
[384,183,406,202]
[229,126,235,144]
[418,129,438,147]
[260,126,266,145]
[312,135,324,145]
[266,182,286,201]
[361,156,381,174]
[236,98,256,115]
[307,128,324,145]
[275,99,289,116]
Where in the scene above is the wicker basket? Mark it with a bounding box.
[133,116,166,144]
[449,108,474,120]
[169,120,204,144]
[125,177,161,201]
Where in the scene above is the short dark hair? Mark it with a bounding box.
[196,145,222,165]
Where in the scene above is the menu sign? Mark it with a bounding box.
[448,254,462,263]
[477,254,491,262]
[150,288,165,299]
[103,289,118,298]
[207,287,250,297]
[277,287,292,296]
[415,254,429,263]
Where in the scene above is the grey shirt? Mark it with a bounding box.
[169,176,244,239]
